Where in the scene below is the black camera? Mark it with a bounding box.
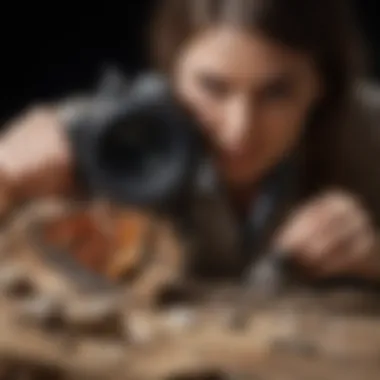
[66,70,203,207]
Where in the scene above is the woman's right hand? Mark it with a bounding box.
[0,105,76,215]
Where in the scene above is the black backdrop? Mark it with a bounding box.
[0,0,378,123]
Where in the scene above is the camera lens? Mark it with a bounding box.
[97,113,168,176]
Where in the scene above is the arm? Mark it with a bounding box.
[357,236,380,281]
[0,65,130,209]
[270,82,380,284]
[340,82,380,281]
[0,96,91,215]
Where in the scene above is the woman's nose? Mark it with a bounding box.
[221,97,252,151]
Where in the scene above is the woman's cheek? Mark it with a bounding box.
[263,105,306,147]
[179,84,221,131]
[192,98,224,134]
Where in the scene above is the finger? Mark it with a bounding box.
[295,193,367,260]
[322,190,362,210]
[302,209,348,262]
[316,227,374,277]
[308,212,367,264]
[276,193,365,267]
[283,206,345,266]
[277,200,326,253]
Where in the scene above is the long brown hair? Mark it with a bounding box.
[149,0,367,191]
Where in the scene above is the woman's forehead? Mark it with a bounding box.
[176,26,316,83]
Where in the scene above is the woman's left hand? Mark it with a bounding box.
[276,190,380,279]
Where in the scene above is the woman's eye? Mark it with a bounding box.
[259,78,293,102]
[197,74,230,98]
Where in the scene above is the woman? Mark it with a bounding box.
[1,0,380,281]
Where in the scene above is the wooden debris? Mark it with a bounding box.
[0,199,378,379]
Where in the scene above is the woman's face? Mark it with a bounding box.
[174,26,323,186]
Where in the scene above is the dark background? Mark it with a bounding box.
[0,0,378,123]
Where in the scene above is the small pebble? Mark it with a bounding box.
[0,264,35,298]
[127,312,154,344]
[17,295,65,331]
[164,308,196,331]
[64,294,124,337]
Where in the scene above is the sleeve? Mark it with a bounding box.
[336,81,380,226]
[52,94,112,193]
[55,95,97,128]
[55,65,130,129]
